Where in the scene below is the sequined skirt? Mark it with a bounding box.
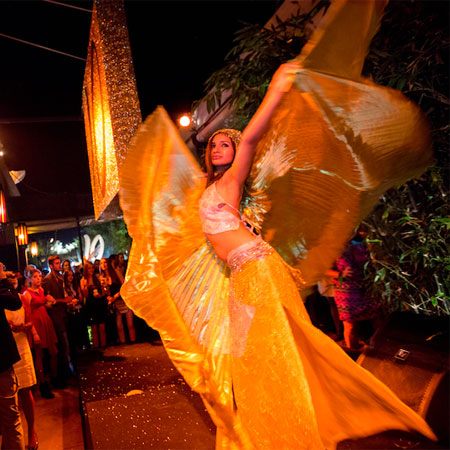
[227,238,324,449]
[223,237,434,450]
[227,236,273,273]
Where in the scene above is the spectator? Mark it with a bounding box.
[100,257,136,345]
[22,269,58,399]
[65,270,89,356]
[116,253,128,280]
[72,262,83,287]
[0,261,25,450]
[317,272,343,341]
[42,255,73,385]
[17,275,27,295]
[331,226,381,350]
[109,254,124,284]
[62,259,72,274]
[80,262,108,348]
[6,274,39,450]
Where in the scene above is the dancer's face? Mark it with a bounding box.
[210,134,235,170]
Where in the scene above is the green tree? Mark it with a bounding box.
[361,1,449,316]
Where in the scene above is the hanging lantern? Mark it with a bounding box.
[16,223,28,246]
[30,242,38,256]
[82,0,141,219]
[0,190,6,223]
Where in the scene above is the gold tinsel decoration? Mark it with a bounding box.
[82,0,141,219]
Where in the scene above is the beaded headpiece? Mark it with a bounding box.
[208,128,242,149]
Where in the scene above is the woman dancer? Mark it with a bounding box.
[23,269,58,399]
[120,64,436,449]
[119,2,437,446]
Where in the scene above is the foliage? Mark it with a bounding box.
[81,219,132,256]
[27,220,132,270]
[192,1,449,316]
[363,188,449,316]
[361,1,449,316]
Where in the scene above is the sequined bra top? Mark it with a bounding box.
[199,182,246,235]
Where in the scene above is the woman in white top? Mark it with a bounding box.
[6,275,39,450]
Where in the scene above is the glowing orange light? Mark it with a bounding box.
[16,223,28,246]
[0,190,5,223]
[179,114,191,128]
[30,242,38,256]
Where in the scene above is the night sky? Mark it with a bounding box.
[0,0,279,197]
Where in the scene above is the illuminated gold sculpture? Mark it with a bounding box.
[82,0,141,219]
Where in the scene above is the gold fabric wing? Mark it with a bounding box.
[119,107,248,447]
[242,0,433,286]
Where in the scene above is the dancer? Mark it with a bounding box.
[119,1,436,448]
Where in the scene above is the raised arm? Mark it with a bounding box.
[227,62,299,185]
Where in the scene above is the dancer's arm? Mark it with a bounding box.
[227,62,299,185]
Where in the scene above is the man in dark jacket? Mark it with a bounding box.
[0,262,25,450]
[42,255,73,387]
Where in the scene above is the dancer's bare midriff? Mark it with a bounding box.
[206,224,257,262]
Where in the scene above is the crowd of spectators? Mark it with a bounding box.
[3,253,146,395]
[0,251,155,448]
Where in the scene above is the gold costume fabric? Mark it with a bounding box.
[226,238,434,449]
[118,1,435,448]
